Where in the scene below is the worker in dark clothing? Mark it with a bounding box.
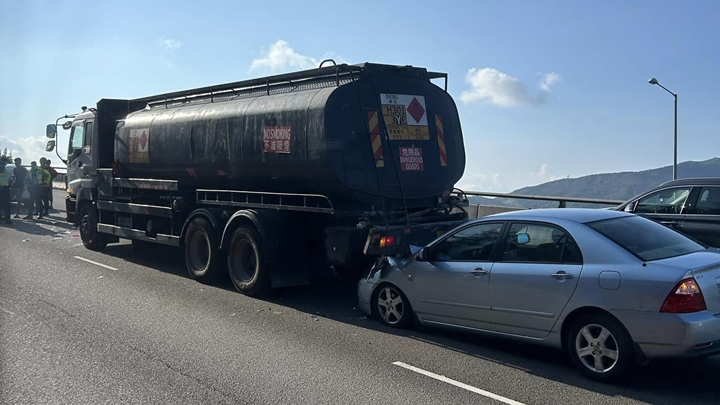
[0,162,12,224]
[12,157,27,218]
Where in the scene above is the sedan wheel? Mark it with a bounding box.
[575,324,619,373]
[374,285,412,328]
[567,314,633,382]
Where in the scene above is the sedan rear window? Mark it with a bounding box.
[586,215,706,261]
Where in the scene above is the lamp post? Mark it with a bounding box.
[648,77,678,180]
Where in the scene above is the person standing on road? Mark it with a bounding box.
[12,157,28,218]
[25,161,49,220]
[0,162,13,224]
[45,159,58,210]
[40,158,57,215]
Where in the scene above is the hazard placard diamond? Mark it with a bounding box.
[407,97,426,124]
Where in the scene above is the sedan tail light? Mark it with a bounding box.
[660,277,707,313]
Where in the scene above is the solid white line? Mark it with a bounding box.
[74,256,118,271]
[392,361,526,405]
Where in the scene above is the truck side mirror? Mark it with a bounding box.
[45,140,56,152]
[62,121,73,130]
[46,124,57,139]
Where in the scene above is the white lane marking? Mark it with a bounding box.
[74,243,84,247]
[1,308,14,315]
[392,361,526,405]
[74,256,118,271]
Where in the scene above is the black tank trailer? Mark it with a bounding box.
[114,63,466,214]
[60,61,470,296]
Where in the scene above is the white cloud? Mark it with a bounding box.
[157,37,183,50]
[539,72,561,92]
[250,40,344,72]
[0,135,58,164]
[460,68,562,107]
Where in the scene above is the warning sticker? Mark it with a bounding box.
[263,126,292,154]
[380,94,430,141]
[129,128,149,163]
[399,147,424,171]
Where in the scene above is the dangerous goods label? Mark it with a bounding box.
[129,128,150,163]
[380,94,430,141]
[399,147,424,171]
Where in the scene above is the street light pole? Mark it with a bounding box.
[648,77,678,180]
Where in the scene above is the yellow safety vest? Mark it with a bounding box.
[0,171,9,187]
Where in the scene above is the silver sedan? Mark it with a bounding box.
[358,208,720,382]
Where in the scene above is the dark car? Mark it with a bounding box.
[613,177,720,248]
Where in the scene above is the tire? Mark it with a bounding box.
[78,204,108,252]
[226,225,270,297]
[372,284,413,329]
[567,313,634,382]
[184,217,221,283]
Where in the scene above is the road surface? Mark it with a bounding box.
[1,190,718,404]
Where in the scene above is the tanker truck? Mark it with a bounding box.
[45,61,469,296]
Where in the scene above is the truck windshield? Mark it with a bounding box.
[68,124,85,156]
[586,215,706,261]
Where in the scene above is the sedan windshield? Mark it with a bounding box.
[586,215,706,261]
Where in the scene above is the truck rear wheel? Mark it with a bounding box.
[184,217,221,283]
[79,204,108,252]
[227,225,270,297]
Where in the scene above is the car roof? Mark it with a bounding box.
[476,208,631,224]
[654,177,720,187]
[618,177,720,207]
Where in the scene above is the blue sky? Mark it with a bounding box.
[1,0,719,192]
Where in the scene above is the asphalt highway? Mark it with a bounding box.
[1,190,718,404]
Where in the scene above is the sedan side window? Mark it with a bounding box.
[429,223,504,262]
[501,223,582,264]
[634,187,691,214]
[694,187,720,215]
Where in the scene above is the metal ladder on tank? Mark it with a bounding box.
[356,70,411,226]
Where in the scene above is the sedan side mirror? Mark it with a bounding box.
[624,202,635,213]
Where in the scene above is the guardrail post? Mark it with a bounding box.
[558,200,566,208]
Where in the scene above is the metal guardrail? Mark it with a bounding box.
[462,190,624,208]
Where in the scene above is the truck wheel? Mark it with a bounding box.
[78,204,108,252]
[227,225,270,297]
[184,217,221,283]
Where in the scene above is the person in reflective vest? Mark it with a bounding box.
[0,161,12,224]
[25,161,50,220]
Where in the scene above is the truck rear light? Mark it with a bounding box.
[379,235,396,248]
[660,277,707,313]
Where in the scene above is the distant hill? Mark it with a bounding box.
[468,158,720,209]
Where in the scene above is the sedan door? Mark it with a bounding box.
[682,186,720,248]
[410,221,506,332]
[627,185,693,232]
[489,222,583,339]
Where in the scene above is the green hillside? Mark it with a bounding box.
[468,158,720,209]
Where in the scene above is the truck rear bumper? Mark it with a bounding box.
[363,218,467,256]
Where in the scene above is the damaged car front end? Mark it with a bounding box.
[357,245,423,317]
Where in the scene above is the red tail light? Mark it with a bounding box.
[660,278,707,313]
[379,235,396,248]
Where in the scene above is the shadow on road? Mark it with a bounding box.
[1,211,77,238]
[263,279,720,405]
[94,239,720,404]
